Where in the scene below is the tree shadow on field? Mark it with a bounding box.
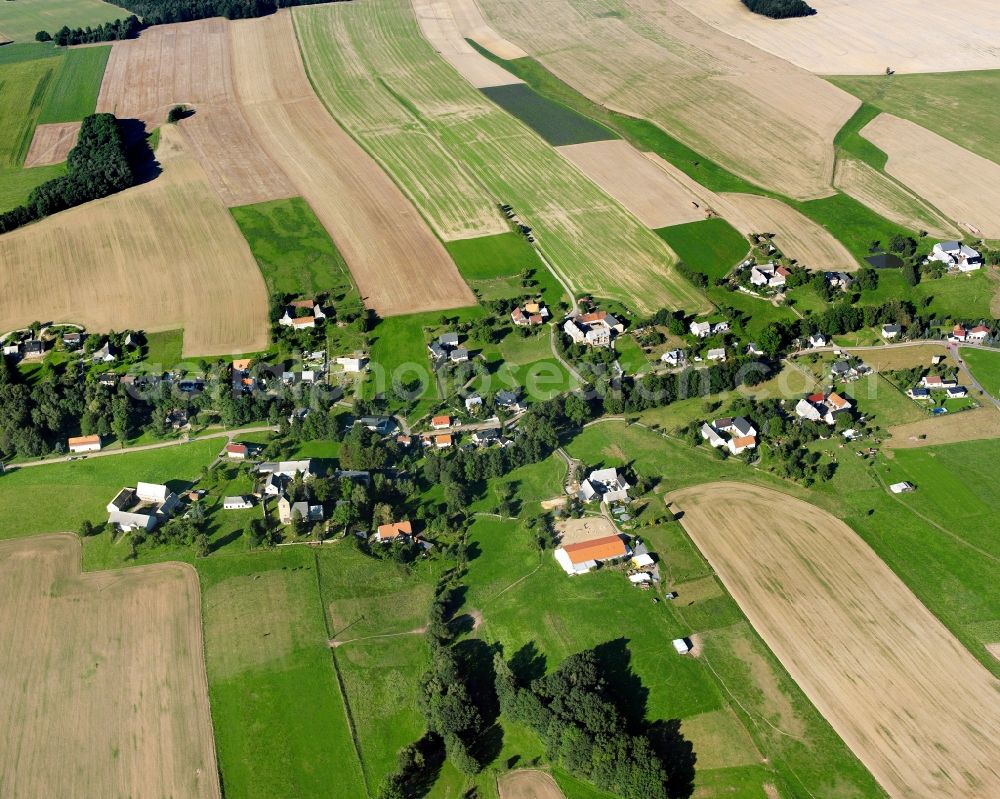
[119,118,161,184]
[592,638,648,732]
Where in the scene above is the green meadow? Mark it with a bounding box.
[37,45,110,123]
[231,197,357,300]
[0,0,127,43]
[829,71,1000,167]
[655,218,749,279]
[960,347,1000,398]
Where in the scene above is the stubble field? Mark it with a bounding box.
[296,0,707,313]
[475,0,858,200]
[671,481,1000,799]
[0,0,127,43]
[674,0,1000,75]
[231,11,475,315]
[23,120,80,167]
[0,534,220,798]
[0,126,270,356]
[861,113,1000,238]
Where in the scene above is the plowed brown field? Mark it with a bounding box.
[671,482,1000,799]
[230,11,474,315]
[0,126,269,356]
[23,121,80,167]
[498,770,565,799]
[0,534,219,798]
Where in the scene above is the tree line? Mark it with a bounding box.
[36,15,143,45]
[741,0,816,19]
[0,114,135,235]
[104,0,343,25]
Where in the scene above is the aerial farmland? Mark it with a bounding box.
[1,0,999,798]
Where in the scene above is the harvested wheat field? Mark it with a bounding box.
[96,19,295,206]
[671,482,1000,799]
[231,11,474,315]
[412,0,522,88]
[476,0,858,199]
[498,770,566,799]
[715,192,855,270]
[0,126,269,356]
[846,343,951,372]
[861,114,1000,239]
[885,405,1000,450]
[23,121,80,167]
[675,0,1000,75]
[558,140,705,229]
[435,0,526,60]
[0,534,219,799]
[834,156,959,239]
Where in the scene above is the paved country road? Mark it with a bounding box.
[6,425,279,471]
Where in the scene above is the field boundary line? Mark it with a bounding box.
[312,550,371,797]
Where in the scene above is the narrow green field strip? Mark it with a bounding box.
[0,54,60,166]
[961,347,1000,398]
[479,82,616,146]
[833,102,887,170]
[0,162,65,211]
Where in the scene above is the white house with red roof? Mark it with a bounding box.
[795,391,852,425]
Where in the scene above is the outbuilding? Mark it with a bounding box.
[672,638,692,655]
[68,434,102,453]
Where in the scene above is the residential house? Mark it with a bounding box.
[435,434,453,449]
[495,390,526,414]
[279,299,326,328]
[106,482,180,532]
[428,342,447,362]
[223,496,254,510]
[1,343,19,358]
[945,385,967,398]
[703,417,758,455]
[929,241,982,271]
[907,387,931,400]
[690,320,729,339]
[23,340,44,360]
[881,324,901,339]
[511,302,549,326]
[336,355,368,372]
[746,342,764,357]
[471,428,501,446]
[808,333,827,348]
[277,495,324,525]
[67,435,101,453]
[706,347,726,362]
[356,416,396,435]
[257,460,313,477]
[449,347,469,363]
[439,332,460,349]
[968,325,990,343]
[700,422,725,448]
[660,349,686,367]
[225,443,248,460]
[376,520,412,543]
[554,534,631,575]
[578,467,631,504]
[921,375,957,389]
[564,311,623,348]
[464,395,483,412]
[831,360,853,379]
[749,263,790,289]
[950,324,969,342]
[63,332,84,349]
[825,271,853,290]
[92,340,116,362]
[431,415,451,430]
[795,392,852,425]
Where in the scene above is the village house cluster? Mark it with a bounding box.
[701,416,758,455]
[563,310,624,348]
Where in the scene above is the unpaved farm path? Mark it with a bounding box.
[669,481,1000,799]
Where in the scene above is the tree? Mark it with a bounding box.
[194,533,210,558]
[35,30,52,42]
[167,105,187,123]
[79,519,96,537]
[901,260,919,287]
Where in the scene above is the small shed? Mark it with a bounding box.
[889,481,914,494]
[629,572,652,585]
[672,638,692,655]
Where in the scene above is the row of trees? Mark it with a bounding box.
[105,0,338,24]
[0,114,135,235]
[36,15,143,45]
[741,0,816,19]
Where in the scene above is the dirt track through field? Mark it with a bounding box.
[0,534,220,798]
[671,482,1000,799]
[96,18,295,206]
[23,121,80,166]
[476,0,858,199]
[557,140,705,228]
[0,125,269,356]
[675,0,1000,75]
[861,113,1000,239]
[230,11,474,316]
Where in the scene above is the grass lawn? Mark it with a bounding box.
[705,285,797,339]
[0,0,128,42]
[446,231,537,280]
[829,71,1000,168]
[856,269,994,320]
[961,347,1000,397]
[231,197,357,301]
[791,192,909,266]
[0,439,219,538]
[0,54,61,167]
[0,161,65,211]
[614,333,651,375]
[479,82,616,147]
[654,218,749,280]
[142,329,184,368]
[37,45,110,123]
[199,547,367,799]
[849,373,928,428]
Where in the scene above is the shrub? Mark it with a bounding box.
[741,0,816,19]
